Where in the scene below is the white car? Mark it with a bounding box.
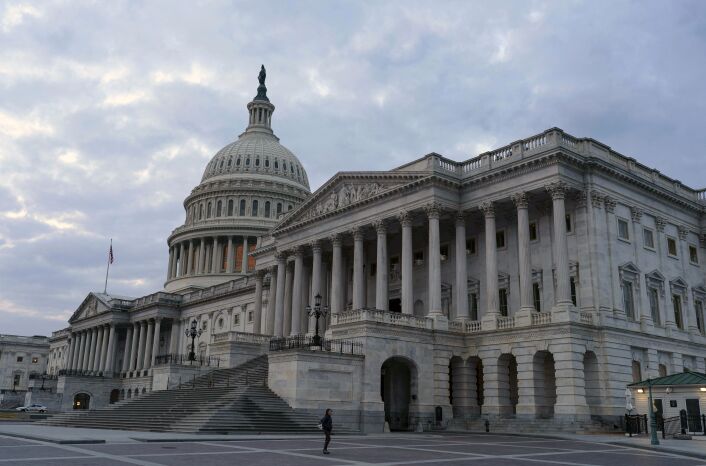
[15,404,47,413]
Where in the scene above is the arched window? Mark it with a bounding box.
[199,204,203,220]
[264,201,271,218]
[283,161,287,172]
[236,157,241,166]
[277,203,282,215]
[288,204,293,211]
[255,157,260,167]
[219,160,224,169]
[252,200,259,217]
[265,158,270,168]
[227,200,234,216]
[274,160,279,170]
[227,158,232,167]
[216,200,222,217]
[207,202,212,218]
[245,157,250,166]
[239,199,246,216]
[290,164,294,174]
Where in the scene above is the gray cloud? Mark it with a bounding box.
[1,0,705,335]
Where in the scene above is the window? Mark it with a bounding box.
[370,263,377,277]
[673,294,683,329]
[533,283,541,312]
[16,356,23,362]
[265,158,270,168]
[529,222,538,241]
[643,228,655,250]
[236,157,241,166]
[276,203,282,215]
[414,250,424,265]
[696,301,704,335]
[252,200,258,217]
[31,357,38,364]
[622,281,635,320]
[631,361,642,383]
[245,157,250,166]
[648,288,661,326]
[496,230,506,249]
[248,311,254,323]
[689,245,699,264]
[565,214,573,233]
[13,374,21,386]
[264,201,271,218]
[466,238,476,255]
[227,200,234,216]
[199,204,203,220]
[288,204,293,211]
[499,288,508,316]
[234,314,240,326]
[207,202,212,218]
[216,200,222,217]
[470,293,478,320]
[667,237,678,257]
[658,364,667,377]
[617,218,630,241]
[218,317,224,329]
[570,276,577,306]
[255,157,260,167]
[274,160,279,170]
[202,320,208,330]
[239,199,246,216]
[440,245,449,261]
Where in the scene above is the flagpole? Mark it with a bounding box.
[104,238,112,294]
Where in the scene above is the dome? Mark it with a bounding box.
[201,131,310,191]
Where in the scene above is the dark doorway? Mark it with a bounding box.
[73,393,90,410]
[381,357,416,431]
[686,399,702,432]
[109,389,120,404]
[389,298,401,313]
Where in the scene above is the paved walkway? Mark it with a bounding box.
[1,427,705,465]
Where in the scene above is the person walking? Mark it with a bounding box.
[320,408,333,454]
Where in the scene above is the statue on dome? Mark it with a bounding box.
[254,65,269,101]
[258,65,266,85]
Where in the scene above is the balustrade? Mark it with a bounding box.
[531,312,552,326]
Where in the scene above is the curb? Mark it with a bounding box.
[0,430,105,445]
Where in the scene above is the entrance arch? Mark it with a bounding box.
[73,393,90,410]
[381,357,418,431]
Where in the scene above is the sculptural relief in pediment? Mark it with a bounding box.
[299,182,388,223]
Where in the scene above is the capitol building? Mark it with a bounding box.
[34,68,706,433]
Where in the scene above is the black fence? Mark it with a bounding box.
[28,373,58,381]
[625,414,649,436]
[659,412,706,438]
[269,335,363,355]
[153,353,221,367]
[57,369,115,378]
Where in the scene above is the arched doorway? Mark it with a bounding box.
[73,393,90,410]
[534,351,557,418]
[497,353,518,417]
[381,357,417,431]
[109,389,120,404]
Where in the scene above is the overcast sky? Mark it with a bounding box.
[1,0,705,336]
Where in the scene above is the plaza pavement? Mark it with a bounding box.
[1,426,706,466]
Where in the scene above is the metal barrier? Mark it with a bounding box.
[269,335,363,355]
[153,353,221,367]
[660,412,706,438]
[625,414,648,436]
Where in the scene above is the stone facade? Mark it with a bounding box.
[0,334,49,395]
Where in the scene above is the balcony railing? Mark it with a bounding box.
[332,308,433,329]
[269,335,363,355]
[211,331,271,345]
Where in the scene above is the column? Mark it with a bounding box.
[87,327,97,371]
[151,318,162,368]
[178,242,186,277]
[170,247,178,279]
[330,234,343,314]
[93,326,105,372]
[426,203,442,316]
[513,192,534,314]
[167,248,174,280]
[104,324,116,374]
[546,181,572,307]
[226,236,234,273]
[266,266,278,335]
[254,271,264,334]
[242,236,249,273]
[481,201,499,318]
[136,321,147,371]
[76,331,86,371]
[352,227,365,310]
[374,220,389,311]
[129,323,140,371]
[211,237,219,273]
[274,253,287,337]
[399,211,414,315]
[290,248,304,335]
[455,212,469,320]
[197,238,206,274]
[98,325,108,372]
[122,326,133,372]
[169,320,180,353]
[309,241,322,332]
[66,334,76,371]
[143,319,155,370]
[186,240,194,275]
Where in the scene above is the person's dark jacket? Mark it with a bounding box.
[321,414,332,432]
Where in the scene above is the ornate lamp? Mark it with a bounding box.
[184,319,202,363]
[306,293,329,346]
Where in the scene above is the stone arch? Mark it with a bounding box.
[583,351,601,416]
[533,350,557,418]
[497,353,519,417]
[381,356,418,431]
[127,389,132,399]
[109,388,120,404]
[73,392,90,410]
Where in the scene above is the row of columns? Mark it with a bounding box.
[120,318,163,374]
[260,181,573,334]
[167,235,252,280]
[66,324,117,374]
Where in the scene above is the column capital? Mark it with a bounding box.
[274,250,289,262]
[603,195,616,213]
[454,211,467,226]
[310,239,322,253]
[330,233,343,246]
[511,192,529,209]
[372,219,387,234]
[424,202,442,220]
[255,269,266,280]
[630,206,643,224]
[479,201,495,218]
[590,191,604,209]
[293,245,304,258]
[575,190,587,208]
[545,180,569,200]
[397,210,413,227]
[351,226,365,241]
[678,225,689,240]
[655,216,666,232]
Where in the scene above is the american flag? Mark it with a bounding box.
[108,244,114,264]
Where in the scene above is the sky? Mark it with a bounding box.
[1,0,706,336]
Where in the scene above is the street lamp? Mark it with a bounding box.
[40,372,47,392]
[184,319,202,364]
[647,378,660,445]
[306,293,329,347]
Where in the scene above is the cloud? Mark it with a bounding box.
[1,3,42,32]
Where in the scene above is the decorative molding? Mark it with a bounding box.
[630,206,643,224]
[678,225,689,240]
[575,190,587,208]
[511,192,528,209]
[424,202,442,219]
[398,210,412,227]
[479,201,495,217]
[545,181,569,200]
[310,239,322,253]
[590,191,604,209]
[330,233,342,247]
[352,226,365,241]
[655,216,667,232]
[455,211,466,226]
[604,196,616,213]
[372,219,387,234]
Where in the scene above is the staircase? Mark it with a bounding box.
[41,355,329,433]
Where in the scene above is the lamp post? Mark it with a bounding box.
[648,378,660,445]
[306,293,329,347]
[40,372,47,392]
[184,319,202,364]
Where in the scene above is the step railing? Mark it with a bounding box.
[154,353,221,368]
[269,335,363,355]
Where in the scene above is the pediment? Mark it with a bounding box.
[69,293,108,323]
[670,277,688,290]
[645,269,665,282]
[273,173,428,233]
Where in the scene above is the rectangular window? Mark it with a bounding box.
[496,230,506,249]
[31,357,38,364]
[570,276,577,306]
[498,288,508,316]
[529,222,538,241]
[440,244,449,261]
[667,237,678,257]
[16,356,23,362]
[466,238,476,255]
[689,245,699,264]
[643,228,655,250]
[648,288,661,326]
[390,256,399,273]
[618,218,630,241]
[234,314,241,326]
[248,311,254,323]
[470,293,478,321]
[622,281,635,320]
[696,301,704,335]
[533,283,541,312]
[565,214,573,233]
[673,294,683,329]
[414,250,424,264]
